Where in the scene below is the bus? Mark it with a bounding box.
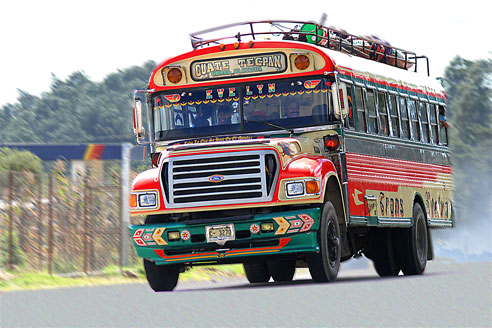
[129,20,454,291]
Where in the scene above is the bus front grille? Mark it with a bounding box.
[163,150,278,208]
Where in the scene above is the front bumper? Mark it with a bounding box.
[129,208,321,265]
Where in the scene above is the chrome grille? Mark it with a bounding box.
[163,150,278,208]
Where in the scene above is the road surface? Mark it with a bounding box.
[1,260,491,327]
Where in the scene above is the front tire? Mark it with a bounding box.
[267,259,296,282]
[143,259,180,292]
[396,203,428,275]
[243,262,271,283]
[307,201,341,282]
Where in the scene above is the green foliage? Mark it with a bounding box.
[0,147,43,174]
[0,230,26,269]
[0,61,155,144]
[443,56,492,226]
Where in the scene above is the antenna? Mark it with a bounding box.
[319,13,327,26]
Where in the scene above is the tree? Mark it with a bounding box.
[0,61,155,144]
[0,147,43,174]
[443,56,492,229]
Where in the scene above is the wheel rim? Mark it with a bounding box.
[326,220,339,267]
[416,216,427,264]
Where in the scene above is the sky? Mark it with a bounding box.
[0,0,490,108]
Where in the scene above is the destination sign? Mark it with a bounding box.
[191,52,287,81]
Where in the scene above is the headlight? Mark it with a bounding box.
[286,181,304,196]
[138,192,157,207]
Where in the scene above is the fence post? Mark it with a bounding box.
[88,183,94,272]
[83,178,89,274]
[37,180,43,269]
[120,143,132,267]
[7,171,14,271]
[47,173,54,275]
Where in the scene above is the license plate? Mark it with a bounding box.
[206,223,235,245]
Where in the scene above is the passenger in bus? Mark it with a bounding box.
[285,99,300,118]
[191,104,213,127]
[217,106,232,125]
[439,107,449,128]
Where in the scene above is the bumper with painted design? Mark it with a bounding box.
[129,208,321,265]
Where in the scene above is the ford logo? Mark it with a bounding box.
[208,175,225,183]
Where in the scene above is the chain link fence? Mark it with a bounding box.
[0,164,141,275]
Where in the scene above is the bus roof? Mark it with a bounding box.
[148,21,445,102]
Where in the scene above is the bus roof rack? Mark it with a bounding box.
[189,20,430,76]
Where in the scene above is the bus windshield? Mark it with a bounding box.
[153,77,335,141]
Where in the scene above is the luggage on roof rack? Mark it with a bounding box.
[189,20,430,76]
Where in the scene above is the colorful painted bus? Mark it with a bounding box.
[129,21,454,291]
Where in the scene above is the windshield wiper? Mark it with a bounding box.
[246,120,294,137]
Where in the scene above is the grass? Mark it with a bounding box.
[0,264,245,292]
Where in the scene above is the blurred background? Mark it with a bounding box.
[0,0,491,275]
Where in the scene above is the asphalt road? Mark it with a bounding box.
[1,260,491,328]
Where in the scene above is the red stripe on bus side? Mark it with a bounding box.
[346,153,452,174]
[345,153,451,187]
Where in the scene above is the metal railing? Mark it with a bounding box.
[189,20,430,76]
[0,169,141,274]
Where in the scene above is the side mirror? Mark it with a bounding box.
[133,97,146,139]
[332,82,349,119]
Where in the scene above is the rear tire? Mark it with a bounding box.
[243,262,271,283]
[370,228,400,277]
[143,259,180,292]
[307,201,341,282]
[267,259,296,282]
[396,203,428,275]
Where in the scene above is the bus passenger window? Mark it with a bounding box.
[388,94,399,137]
[377,91,389,136]
[345,84,355,129]
[429,104,439,144]
[408,99,420,141]
[418,101,430,143]
[438,105,448,145]
[354,86,366,132]
[366,89,378,134]
[398,96,410,139]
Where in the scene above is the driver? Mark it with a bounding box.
[192,104,213,127]
[217,106,232,125]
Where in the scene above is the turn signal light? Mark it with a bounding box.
[167,68,182,84]
[305,180,320,194]
[294,55,310,70]
[130,194,137,208]
[323,135,340,151]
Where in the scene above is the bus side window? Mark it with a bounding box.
[408,99,420,141]
[345,84,355,129]
[354,86,366,132]
[377,91,389,136]
[366,89,378,134]
[438,105,448,145]
[398,96,410,139]
[429,103,439,144]
[418,101,430,143]
[388,94,400,137]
